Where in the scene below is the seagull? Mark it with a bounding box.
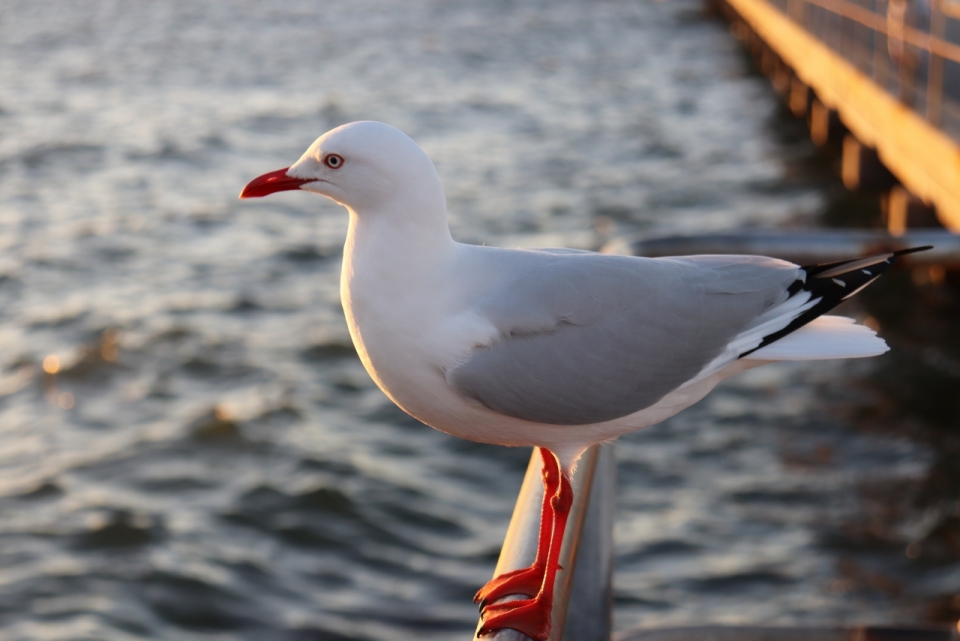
[241,121,927,640]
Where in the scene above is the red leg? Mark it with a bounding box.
[478,456,574,641]
[474,448,561,607]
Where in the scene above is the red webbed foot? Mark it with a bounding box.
[477,596,552,641]
[476,447,561,612]
[475,448,574,639]
[474,563,546,609]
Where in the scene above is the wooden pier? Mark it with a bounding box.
[709,0,960,232]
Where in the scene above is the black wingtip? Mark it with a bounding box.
[803,245,933,277]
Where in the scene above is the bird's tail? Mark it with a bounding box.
[746,315,887,360]
[743,245,931,361]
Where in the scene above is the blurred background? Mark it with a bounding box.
[0,0,958,639]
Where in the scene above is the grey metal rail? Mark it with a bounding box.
[615,625,960,641]
[602,229,960,268]
[473,444,617,641]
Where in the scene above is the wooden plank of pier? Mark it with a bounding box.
[720,0,960,231]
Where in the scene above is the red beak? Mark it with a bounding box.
[239,167,312,199]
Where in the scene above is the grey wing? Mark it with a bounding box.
[447,253,800,425]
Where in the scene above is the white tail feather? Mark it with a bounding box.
[745,315,888,361]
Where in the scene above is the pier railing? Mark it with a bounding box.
[473,444,617,641]
[767,0,960,140]
[713,0,960,229]
[602,228,960,267]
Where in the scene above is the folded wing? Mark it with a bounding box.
[448,253,800,425]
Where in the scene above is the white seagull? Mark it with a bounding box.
[241,121,926,640]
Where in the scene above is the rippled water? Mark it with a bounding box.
[0,1,954,639]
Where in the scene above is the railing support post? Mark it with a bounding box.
[474,444,616,641]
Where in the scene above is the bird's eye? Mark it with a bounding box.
[324,154,344,169]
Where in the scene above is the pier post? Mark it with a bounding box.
[759,42,779,76]
[807,98,845,146]
[789,76,811,118]
[756,35,792,99]
[884,186,940,235]
[841,135,897,192]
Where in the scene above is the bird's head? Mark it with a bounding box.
[240,121,442,214]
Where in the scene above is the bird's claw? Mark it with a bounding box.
[477,597,552,641]
[473,564,545,611]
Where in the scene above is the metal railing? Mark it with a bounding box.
[602,228,960,267]
[467,364,960,641]
[615,625,960,640]
[765,0,960,140]
[473,444,617,641]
